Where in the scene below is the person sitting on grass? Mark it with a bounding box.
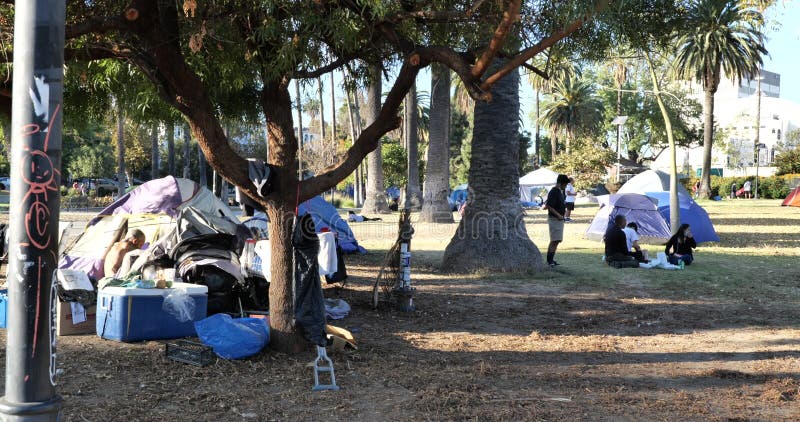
[103,229,146,277]
[623,222,649,263]
[604,215,637,267]
[347,211,382,222]
[665,223,696,266]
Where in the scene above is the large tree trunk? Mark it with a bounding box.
[550,134,558,160]
[167,124,175,175]
[699,87,714,198]
[402,83,422,210]
[182,124,190,178]
[419,64,453,223]
[115,104,126,196]
[261,82,305,353]
[197,142,207,187]
[295,79,304,179]
[361,67,390,214]
[151,124,159,180]
[442,62,542,272]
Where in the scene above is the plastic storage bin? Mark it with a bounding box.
[96,283,208,342]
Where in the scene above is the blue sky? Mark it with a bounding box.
[762,1,800,103]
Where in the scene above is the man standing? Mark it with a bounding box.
[564,177,577,221]
[543,174,569,267]
[743,179,752,199]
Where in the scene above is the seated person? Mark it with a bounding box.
[623,222,649,263]
[347,211,382,222]
[103,229,146,277]
[604,215,636,265]
[665,223,696,266]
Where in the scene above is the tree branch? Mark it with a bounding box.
[470,0,521,79]
[300,59,424,200]
[522,62,547,79]
[65,15,126,39]
[292,56,352,79]
[479,0,609,91]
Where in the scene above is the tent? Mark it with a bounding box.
[782,186,800,207]
[617,169,692,197]
[519,168,558,202]
[297,195,365,254]
[59,176,238,280]
[644,191,720,243]
[585,193,672,244]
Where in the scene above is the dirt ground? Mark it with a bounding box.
[1,206,799,421]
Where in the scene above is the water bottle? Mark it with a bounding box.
[679,260,685,270]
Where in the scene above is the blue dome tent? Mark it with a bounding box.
[644,191,720,243]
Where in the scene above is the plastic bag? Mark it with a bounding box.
[162,289,196,322]
[194,314,270,359]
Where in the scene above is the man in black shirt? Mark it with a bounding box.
[604,214,636,266]
[543,174,570,267]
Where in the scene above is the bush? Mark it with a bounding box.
[689,175,791,199]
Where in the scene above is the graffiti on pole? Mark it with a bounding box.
[16,75,61,386]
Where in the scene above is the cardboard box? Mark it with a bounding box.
[56,301,97,336]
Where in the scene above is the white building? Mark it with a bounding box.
[651,70,800,177]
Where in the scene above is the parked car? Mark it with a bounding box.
[73,177,119,195]
[0,176,9,190]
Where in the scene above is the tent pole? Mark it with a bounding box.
[0,0,65,420]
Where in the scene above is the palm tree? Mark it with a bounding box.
[419,64,454,223]
[673,0,766,198]
[540,78,604,155]
[402,82,422,210]
[526,51,578,163]
[361,66,390,214]
[443,60,542,272]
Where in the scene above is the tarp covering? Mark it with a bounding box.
[585,193,672,244]
[782,186,800,207]
[297,195,365,254]
[59,177,237,280]
[519,168,558,202]
[449,183,468,208]
[644,191,720,243]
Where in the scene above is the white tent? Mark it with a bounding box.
[519,168,559,202]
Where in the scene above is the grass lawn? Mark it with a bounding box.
[0,199,798,420]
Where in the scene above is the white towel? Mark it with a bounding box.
[317,232,338,277]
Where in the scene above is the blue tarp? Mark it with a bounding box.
[298,196,366,254]
[644,191,720,243]
[449,184,468,210]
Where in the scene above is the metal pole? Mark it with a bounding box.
[755,146,759,200]
[754,73,761,200]
[616,124,621,183]
[0,0,65,419]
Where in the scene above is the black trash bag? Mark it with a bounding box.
[292,214,326,347]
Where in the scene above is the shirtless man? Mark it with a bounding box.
[103,229,145,277]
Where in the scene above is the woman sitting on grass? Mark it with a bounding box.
[665,224,696,266]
